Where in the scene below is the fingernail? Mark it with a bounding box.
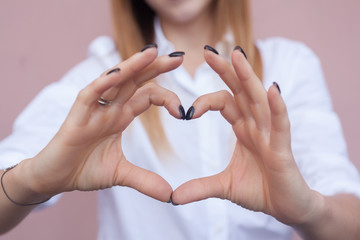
[233,46,247,59]
[179,105,186,120]
[169,193,178,206]
[273,82,281,94]
[185,106,195,120]
[140,43,158,52]
[204,45,219,55]
[106,68,121,75]
[168,51,185,57]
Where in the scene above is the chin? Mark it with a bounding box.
[146,0,213,24]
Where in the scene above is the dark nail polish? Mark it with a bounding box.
[234,46,247,59]
[140,43,158,52]
[273,82,281,94]
[179,105,186,120]
[204,45,219,55]
[168,51,185,57]
[169,193,178,206]
[185,106,195,120]
[106,68,121,75]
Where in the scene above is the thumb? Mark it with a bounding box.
[171,173,227,205]
[117,161,173,202]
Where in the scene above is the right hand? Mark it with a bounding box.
[20,46,184,202]
[172,47,320,225]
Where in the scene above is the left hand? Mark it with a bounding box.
[20,48,184,203]
[172,47,323,225]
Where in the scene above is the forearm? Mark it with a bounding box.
[294,193,360,240]
[0,160,50,234]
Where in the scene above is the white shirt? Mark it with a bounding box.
[1,20,360,240]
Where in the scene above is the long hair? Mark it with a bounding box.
[111,0,262,155]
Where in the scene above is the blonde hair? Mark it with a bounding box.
[111,0,262,155]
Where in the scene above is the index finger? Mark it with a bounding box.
[100,51,185,106]
[77,46,159,107]
[171,172,228,205]
[231,48,267,104]
[204,47,242,95]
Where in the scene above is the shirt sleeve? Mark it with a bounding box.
[0,41,115,169]
[0,60,108,212]
[281,41,360,198]
[0,81,79,169]
[0,36,117,211]
[0,80,78,208]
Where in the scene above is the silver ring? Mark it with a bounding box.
[97,97,112,106]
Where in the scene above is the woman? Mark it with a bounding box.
[1,0,360,239]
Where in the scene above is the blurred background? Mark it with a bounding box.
[0,0,359,239]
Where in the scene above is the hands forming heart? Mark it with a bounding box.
[20,44,321,226]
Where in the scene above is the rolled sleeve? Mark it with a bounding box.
[282,41,360,198]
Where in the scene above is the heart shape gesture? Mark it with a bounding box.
[15,45,320,226]
[172,48,321,225]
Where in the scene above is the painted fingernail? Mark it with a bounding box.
[168,51,185,57]
[234,46,247,59]
[106,68,121,75]
[169,193,178,206]
[204,45,219,55]
[179,105,186,120]
[273,82,281,94]
[140,43,158,52]
[185,106,195,120]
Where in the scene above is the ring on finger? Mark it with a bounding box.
[97,97,112,106]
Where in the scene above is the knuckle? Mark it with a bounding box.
[218,90,234,105]
[219,90,232,99]
[146,81,157,89]
[77,88,90,102]
[141,82,157,95]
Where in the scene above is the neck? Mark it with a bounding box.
[159,9,216,77]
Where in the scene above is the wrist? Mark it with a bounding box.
[292,190,328,238]
[1,160,52,206]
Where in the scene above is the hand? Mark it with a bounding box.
[172,47,323,225]
[21,47,184,202]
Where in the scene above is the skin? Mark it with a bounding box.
[147,0,360,238]
[145,0,216,76]
[144,0,214,25]
[172,50,314,223]
[0,46,184,233]
[172,48,360,240]
[1,0,360,239]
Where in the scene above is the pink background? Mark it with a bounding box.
[1,0,359,239]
